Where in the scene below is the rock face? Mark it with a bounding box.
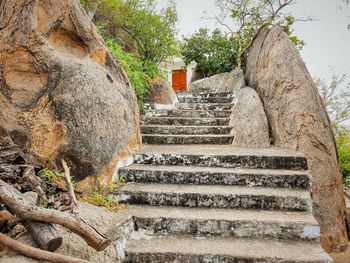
[230,87,270,148]
[189,69,245,93]
[145,78,177,109]
[0,0,140,184]
[245,26,348,252]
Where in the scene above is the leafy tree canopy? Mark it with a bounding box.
[181,28,238,78]
[215,0,308,68]
[81,0,179,65]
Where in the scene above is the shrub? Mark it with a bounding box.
[106,38,164,112]
[336,128,350,187]
[181,28,238,78]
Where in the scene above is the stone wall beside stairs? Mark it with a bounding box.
[245,25,348,253]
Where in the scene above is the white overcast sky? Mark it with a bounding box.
[157,0,350,82]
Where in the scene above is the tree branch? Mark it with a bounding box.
[0,233,90,263]
[0,180,111,251]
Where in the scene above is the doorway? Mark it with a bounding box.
[172,69,187,91]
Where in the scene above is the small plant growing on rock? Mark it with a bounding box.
[81,179,126,212]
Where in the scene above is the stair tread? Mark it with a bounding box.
[142,134,234,137]
[137,145,306,158]
[141,125,233,128]
[122,164,309,176]
[126,237,331,262]
[127,205,317,224]
[118,183,310,198]
[146,109,233,113]
[142,116,230,120]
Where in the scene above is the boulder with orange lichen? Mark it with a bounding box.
[0,0,141,184]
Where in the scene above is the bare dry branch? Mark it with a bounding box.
[0,179,111,251]
[0,233,90,263]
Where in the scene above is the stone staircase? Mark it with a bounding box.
[114,92,332,263]
[141,92,235,145]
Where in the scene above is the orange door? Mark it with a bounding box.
[172,69,187,91]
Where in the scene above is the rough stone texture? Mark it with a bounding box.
[218,68,246,93]
[245,26,348,252]
[178,96,233,104]
[116,183,312,212]
[145,77,177,107]
[124,237,332,263]
[141,116,230,126]
[189,73,228,92]
[0,0,140,184]
[145,109,232,118]
[142,134,234,145]
[120,164,311,189]
[0,202,129,263]
[177,103,234,111]
[134,145,308,170]
[141,126,233,135]
[129,206,319,241]
[188,69,245,93]
[230,87,270,148]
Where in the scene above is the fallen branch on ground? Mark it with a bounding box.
[22,191,63,252]
[0,233,90,263]
[62,160,77,212]
[0,179,111,251]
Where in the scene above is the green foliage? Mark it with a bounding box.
[106,38,164,112]
[38,168,60,181]
[336,128,350,187]
[82,0,179,64]
[215,0,306,68]
[181,28,238,77]
[82,179,125,211]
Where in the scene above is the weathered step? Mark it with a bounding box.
[142,134,234,145]
[115,183,312,211]
[177,92,233,98]
[141,117,230,126]
[124,237,332,263]
[178,97,234,103]
[135,145,308,170]
[119,165,311,189]
[127,206,320,241]
[141,125,234,135]
[145,109,232,118]
[177,103,234,110]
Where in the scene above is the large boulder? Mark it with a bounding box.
[189,69,245,93]
[0,0,140,185]
[245,26,348,252]
[145,77,177,109]
[230,87,270,148]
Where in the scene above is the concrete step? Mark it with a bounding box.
[127,206,320,241]
[135,145,308,170]
[145,109,232,118]
[124,237,332,263]
[177,103,234,110]
[141,125,234,135]
[119,165,311,189]
[142,134,235,145]
[177,92,234,98]
[178,97,234,103]
[115,183,312,211]
[141,117,230,126]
